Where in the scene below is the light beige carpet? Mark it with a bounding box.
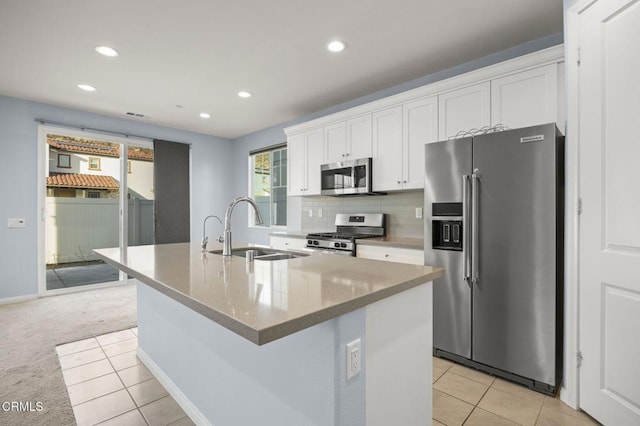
[0,283,137,426]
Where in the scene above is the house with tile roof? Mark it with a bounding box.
[47,135,154,199]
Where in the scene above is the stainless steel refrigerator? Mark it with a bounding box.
[424,123,563,395]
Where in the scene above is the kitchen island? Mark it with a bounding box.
[95,242,443,426]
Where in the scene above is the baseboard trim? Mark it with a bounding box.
[0,294,38,306]
[136,347,210,426]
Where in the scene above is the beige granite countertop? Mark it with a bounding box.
[95,242,442,345]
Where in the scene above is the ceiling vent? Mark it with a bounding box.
[125,111,151,120]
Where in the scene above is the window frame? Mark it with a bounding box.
[88,157,101,171]
[248,144,287,229]
[57,153,71,168]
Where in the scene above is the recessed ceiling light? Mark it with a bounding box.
[199,112,211,119]
[95,46,119,57]
[77,84,96,92]
[327,40,346,53]
[238,91,252,98]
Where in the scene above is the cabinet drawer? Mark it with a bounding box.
[270,236,307,251]
[356,245,424,265]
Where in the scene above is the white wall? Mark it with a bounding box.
[0,95,234,300]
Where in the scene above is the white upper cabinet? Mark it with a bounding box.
[288,128,324,196]
[491,63,558,129]
[288,134,306,196]
[325,115,372,163]
[324,121,347,164]
[438,82,491,140]
[403,96,438,189]
[372,106,403,191]
[373,98,438,192]
[348,114,373,160]
[285,46,564,196]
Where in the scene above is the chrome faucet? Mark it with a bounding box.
[201,215,223,251]
[223,196,264,256]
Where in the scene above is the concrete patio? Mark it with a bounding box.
[46,263,121,290]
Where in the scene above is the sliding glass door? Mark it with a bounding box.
[38,126,154,293]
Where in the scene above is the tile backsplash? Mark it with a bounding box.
[300,190,424,238]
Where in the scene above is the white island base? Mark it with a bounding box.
[136,281,433,426]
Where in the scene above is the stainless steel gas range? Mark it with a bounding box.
[305,213,386,256]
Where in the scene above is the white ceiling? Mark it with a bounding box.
[0,0,563,139]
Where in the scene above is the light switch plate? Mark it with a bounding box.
[7,218,26,228]
[415,207,423,219]
[317,208,323,218]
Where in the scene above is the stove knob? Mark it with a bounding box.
[334,242,340,248]
[340,242,347,248]
[313,240,319,246]
[307,239,313,245]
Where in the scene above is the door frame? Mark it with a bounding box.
[560,0,591,410]
[36,124,152,296]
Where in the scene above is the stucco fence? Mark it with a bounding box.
[46,197,154,265]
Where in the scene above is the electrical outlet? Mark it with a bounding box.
[318,208,323,218]
[346,338,361,379]
[415,207,423,219]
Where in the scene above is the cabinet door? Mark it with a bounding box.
[403,96,438,189]
[324,121,347,163]
[287,134,306,196]
[270,236,307,251]
[357,245,424,265]
[372,106,403,191]
[438,82,490,140]
[305,129,324,195]
[491,64,558,129]
[347,114,373,159]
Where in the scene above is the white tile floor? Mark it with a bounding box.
[56,328,193,426]
[58,329,599,425]
[432,357,600,425]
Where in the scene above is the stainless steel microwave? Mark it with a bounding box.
[320,157,374,196]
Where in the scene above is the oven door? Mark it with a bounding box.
[305,244,355,256]
[321,158,372,196]
[311,247,354,256]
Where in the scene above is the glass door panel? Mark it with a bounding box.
[45,133,122,290]
[127,144,155,247]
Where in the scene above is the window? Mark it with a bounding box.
[88,157,101,170]
[87,191,100,199]
[249,145,287,227]
[57,153,71,168]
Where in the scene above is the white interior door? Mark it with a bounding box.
[578,0,640,424]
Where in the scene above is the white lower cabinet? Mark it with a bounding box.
[356,245,424,266]
[270,236,308,251]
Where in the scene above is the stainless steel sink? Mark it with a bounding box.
[208,247,309,261]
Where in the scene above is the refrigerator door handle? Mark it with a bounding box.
[471,169,480,284]
[462,174,470,282]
